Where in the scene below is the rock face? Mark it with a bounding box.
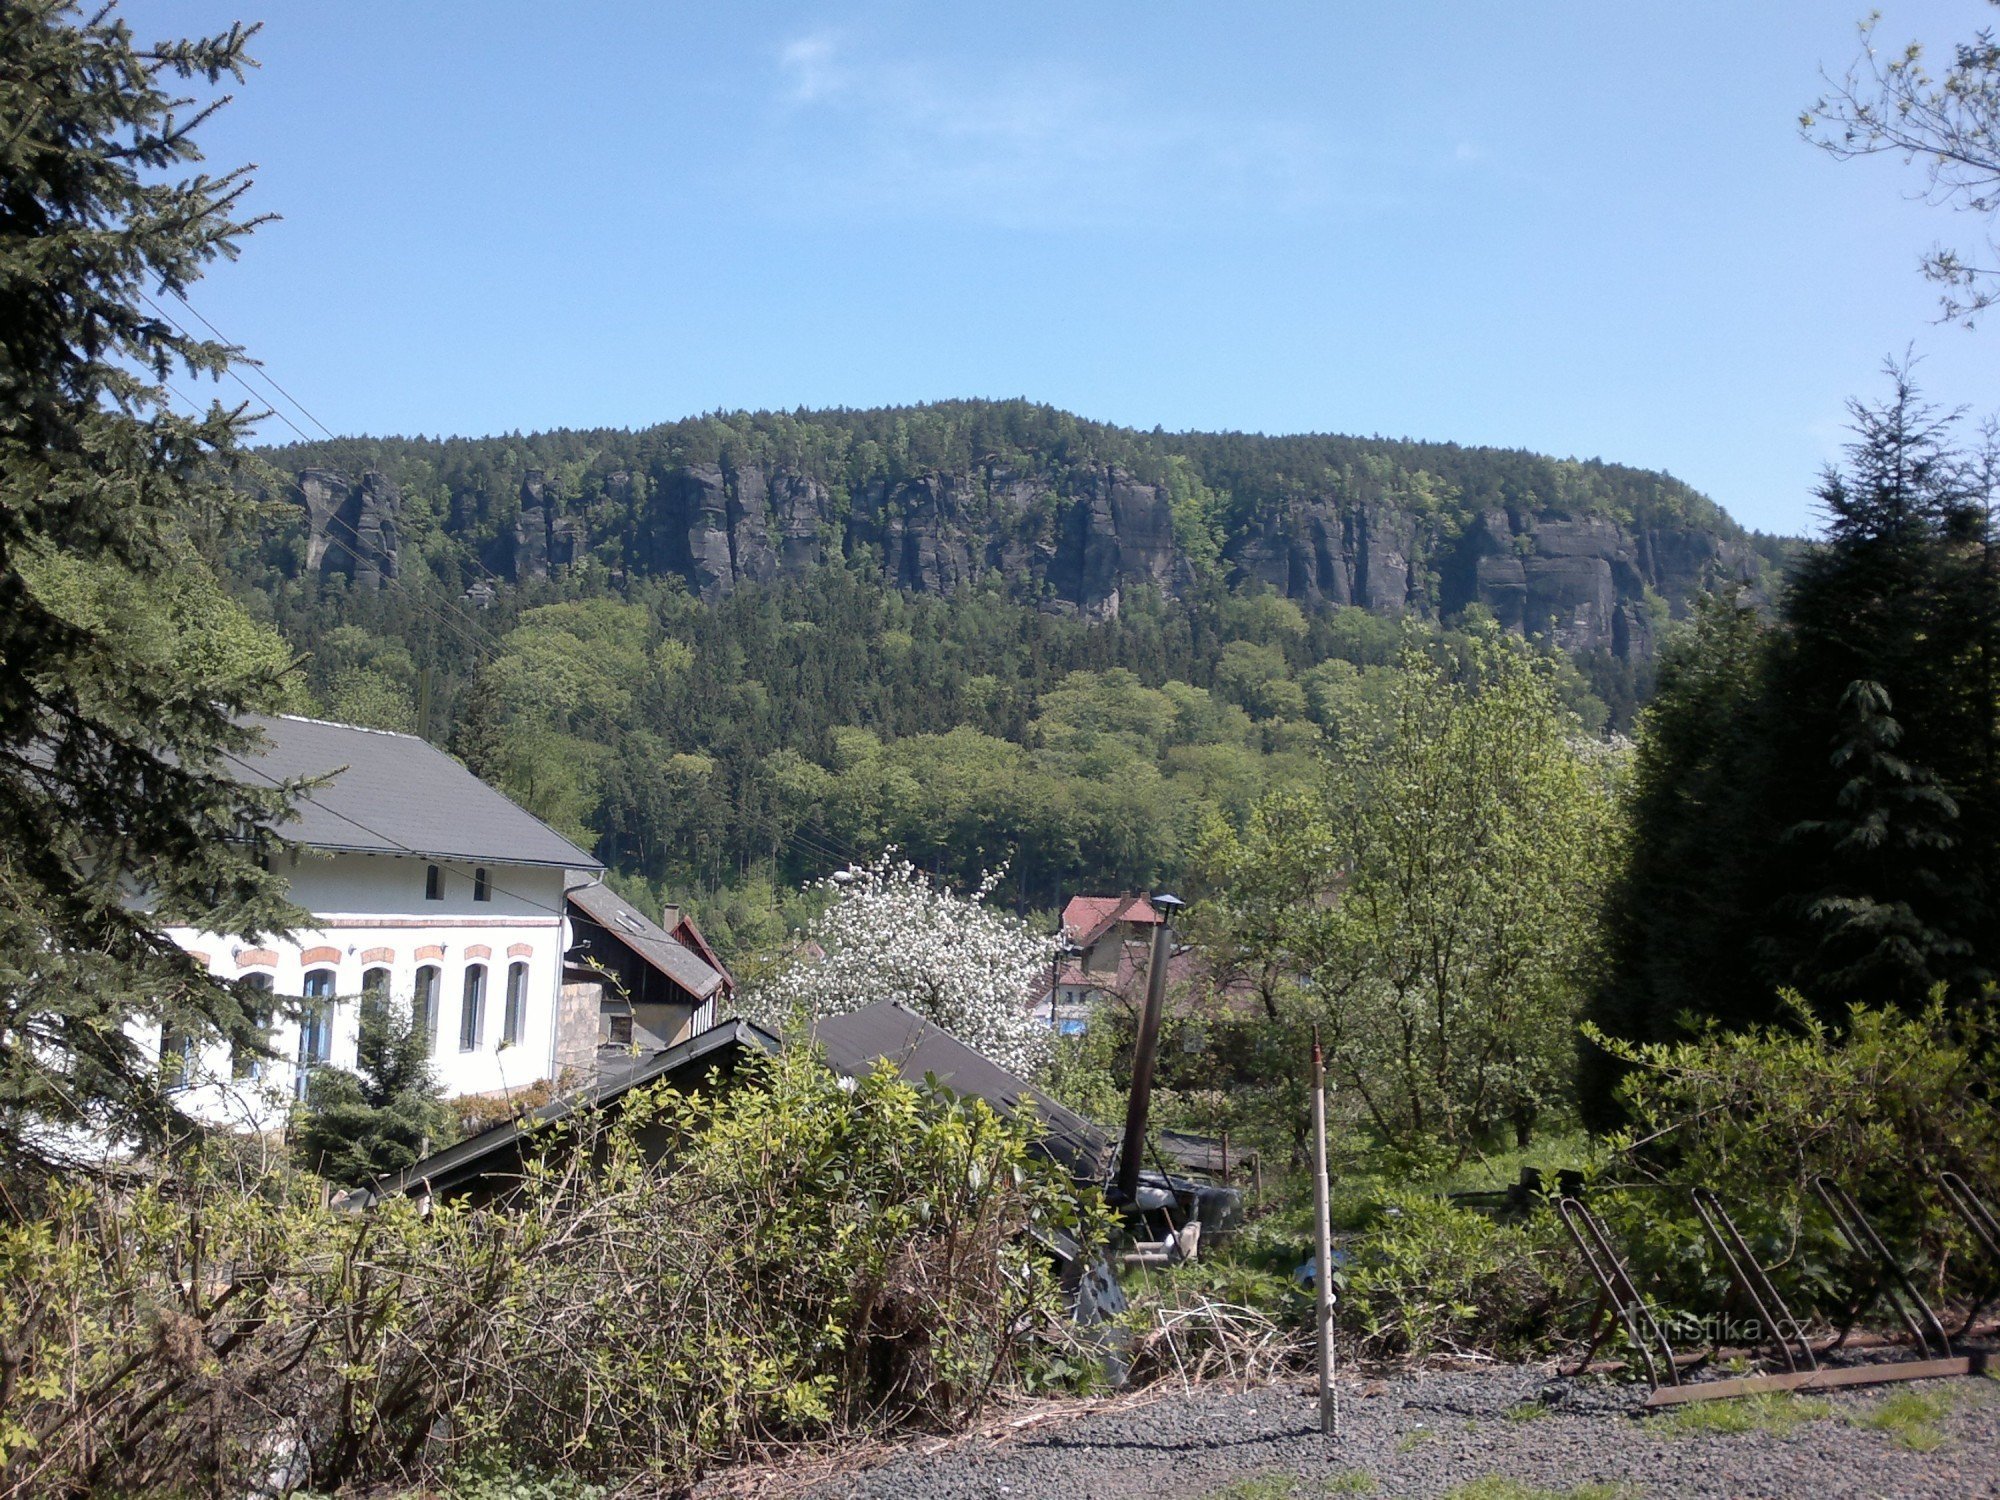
[297,469,398,587]
[282,447,1762,661]
[511,470,579,580]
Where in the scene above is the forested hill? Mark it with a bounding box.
[224,400,1782,954]
[247,400,1776,658]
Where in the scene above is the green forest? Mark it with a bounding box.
[221,401,1788,959]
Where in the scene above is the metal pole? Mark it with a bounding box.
[1115,895,1180,1204]
[1312,1025,1338,1437]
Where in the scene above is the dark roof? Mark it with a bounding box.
[376,1003,1116,1203]
[373,1018,779,1201]
[806,1002,1116,1185]
[568,882,725,1000]
[229,714,600,870]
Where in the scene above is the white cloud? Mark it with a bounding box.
[778,30,844,105]
[765,31,1339,230]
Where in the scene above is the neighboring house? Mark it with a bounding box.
[563,884,730,1063]
[1038,894,1165,1032]
[155,714,603,1133]
[1035,893,1260,1033]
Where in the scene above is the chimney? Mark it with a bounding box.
[661,903,681,933]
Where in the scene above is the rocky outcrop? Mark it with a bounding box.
[297,469,398,587]
[280,442,1764,662]
[510,470,579,579]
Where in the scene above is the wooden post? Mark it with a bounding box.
[1116,896,1181,1204]
[1311,1025,1338,1437]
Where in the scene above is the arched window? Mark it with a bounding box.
[502,960,528,1046]
[159,1022,195,1090]
[361,965,390,1014]
[459,965,486,1051]
[297,968,336,1098]
[413,964,440,1047]
[473,866,491,902]
[233,972,274,1080]
[425,863,443,901]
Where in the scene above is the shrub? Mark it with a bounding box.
[1337,1192,1578,1358]
[0,1049,1099,1496]
[1590,995,2000,1312]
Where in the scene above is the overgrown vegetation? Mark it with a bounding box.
[0,1049,1098,1496]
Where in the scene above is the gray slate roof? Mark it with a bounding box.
[374,1002,1114,1202]
[806,1003,1116,1185]
[230,714,601,871]
[568,881,725,1000]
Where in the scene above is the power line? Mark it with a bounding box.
[152,289,514,597]
[156,373,502,671]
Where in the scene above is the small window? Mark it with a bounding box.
[502,960,528,1046]
[473,866,491,902]
[425,864,443,901]
[608,1013,633,1047]
[413,965,440,1047]
[460,965,486,1052]
[233,972,274,1080]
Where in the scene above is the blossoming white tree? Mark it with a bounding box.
[753,856,1054,1076]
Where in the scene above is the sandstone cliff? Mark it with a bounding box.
[268,404,1770,661]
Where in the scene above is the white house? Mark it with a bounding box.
[155,713,603,1132]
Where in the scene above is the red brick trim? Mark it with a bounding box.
[360,947,395,963]
[235,948,278,969]
[506,942,534,958]
[415,943,445,961]
[184,950,211,968]
[300,945,342,967]
[463,944,492,961]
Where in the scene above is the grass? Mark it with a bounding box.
[1645,1392,1832,1438]
[1504,1400,1552,1422]
[1852,1388,1954,1452]
[1395,1425,1436,1454]
[1439,1481,1639,1500]
[1201,1474,1377,1500]
[1202,1476,1298,1500]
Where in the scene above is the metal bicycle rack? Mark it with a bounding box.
[1938,1170,2000,1334]
[1555,1194,1681,1389]
[1690,1187,1816,1375]
[1813,1175,1953,1359]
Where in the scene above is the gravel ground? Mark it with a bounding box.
[789,1361,2000,1500]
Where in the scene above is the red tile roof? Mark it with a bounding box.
[1061,893,1163,947]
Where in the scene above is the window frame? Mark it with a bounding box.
[459,964,486,1052]
[473,866,491,902]
[502,960,528,1047]
[233,972,274,1080]
[425,863,443,901]
[413,964,440,1047]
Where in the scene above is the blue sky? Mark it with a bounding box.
[140,1,1998,536]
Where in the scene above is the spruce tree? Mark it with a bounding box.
[1587,374,1998,1123]
[293,996,453,1187]
[0,3,302,1184]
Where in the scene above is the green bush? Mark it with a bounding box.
[1336,1191,1578,1358]
[0,1049,1102,1495]
[1591,995,2000,1314]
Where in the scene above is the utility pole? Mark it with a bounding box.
[1115,893,1182,1204]
[1312,1024,1338,1437]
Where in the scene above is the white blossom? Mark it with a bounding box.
[750,855,1054,1076]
